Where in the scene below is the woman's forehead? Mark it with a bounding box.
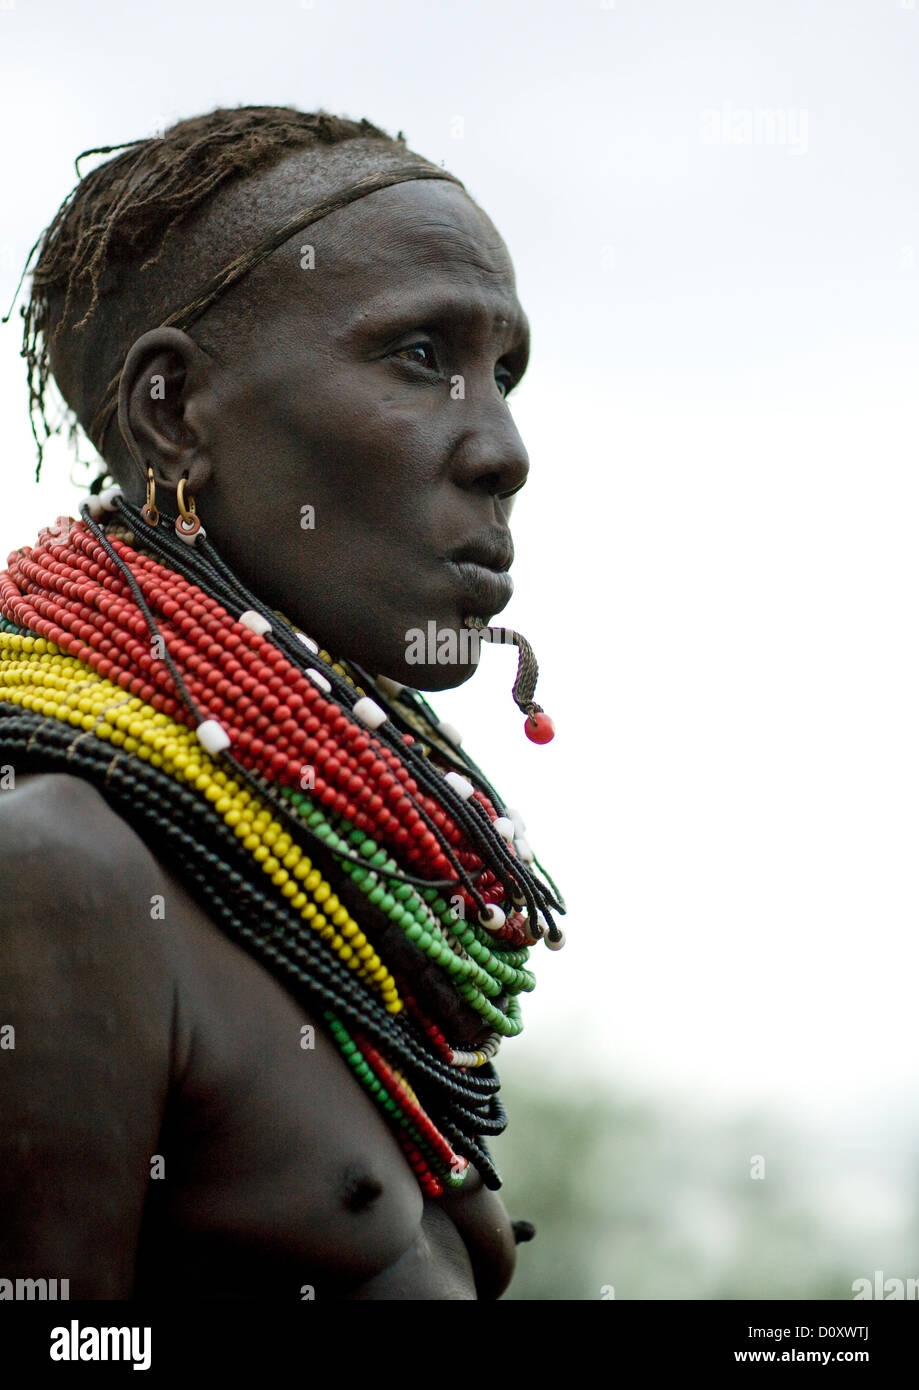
[304,177,512,273]
[267,178,523,327]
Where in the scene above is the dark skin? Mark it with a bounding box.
[0,163,533,1298]
[118,170,531,691]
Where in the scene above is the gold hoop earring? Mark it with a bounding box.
[141,467,159,526]
[175,474,206,545]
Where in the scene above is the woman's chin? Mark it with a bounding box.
[397,657,479,694]
[376,616,486,692]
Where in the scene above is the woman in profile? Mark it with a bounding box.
[0,105,564,1299]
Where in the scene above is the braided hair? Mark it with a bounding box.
[7,105,413,482]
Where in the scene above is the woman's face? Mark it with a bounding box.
[127,176,532,691]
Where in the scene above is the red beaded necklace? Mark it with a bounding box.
[0,493,565,1193]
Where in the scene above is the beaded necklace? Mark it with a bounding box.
[0,490,565,1195]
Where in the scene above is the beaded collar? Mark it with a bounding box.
[0,493,565,1194]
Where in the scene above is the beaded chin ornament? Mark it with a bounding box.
[0,481,566,1195]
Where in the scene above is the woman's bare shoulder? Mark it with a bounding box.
[0,769,148,857]
[0,768,179,998]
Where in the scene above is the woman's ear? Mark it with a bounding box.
[117,327,215,502]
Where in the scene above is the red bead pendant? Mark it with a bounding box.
[524,712,555,744]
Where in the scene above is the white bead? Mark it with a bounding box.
[176,521,206,546]
[478,904,506,931]
[296,632,319,653]
[352,696,387,730]
[98,485,124,511]
[444,770,474,800]
[306,668,331,694]
[449,1050,481,1067]
[196,719,231,754]
[524,911,546,943]
[448,1037,500,1066]
[375,675,405,698]
[515,836,535,864]
[492,817,515,841]
[506,806,527,836]
[546,927,566,951]
[76,494,106,520]
[237,609,272,635]
[437,720,463,748]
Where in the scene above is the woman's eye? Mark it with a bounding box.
[392,342,516,398]
[495,369,515,400]
[393,342,439,371]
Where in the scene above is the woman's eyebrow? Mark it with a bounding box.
[342,293,530,355]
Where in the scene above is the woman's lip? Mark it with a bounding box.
[445,560,514,616]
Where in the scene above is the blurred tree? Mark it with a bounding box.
[491,1073,907,1301]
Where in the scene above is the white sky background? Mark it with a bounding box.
[1,0,918,1141]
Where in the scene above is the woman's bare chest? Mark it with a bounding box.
[133,869,513,1298]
